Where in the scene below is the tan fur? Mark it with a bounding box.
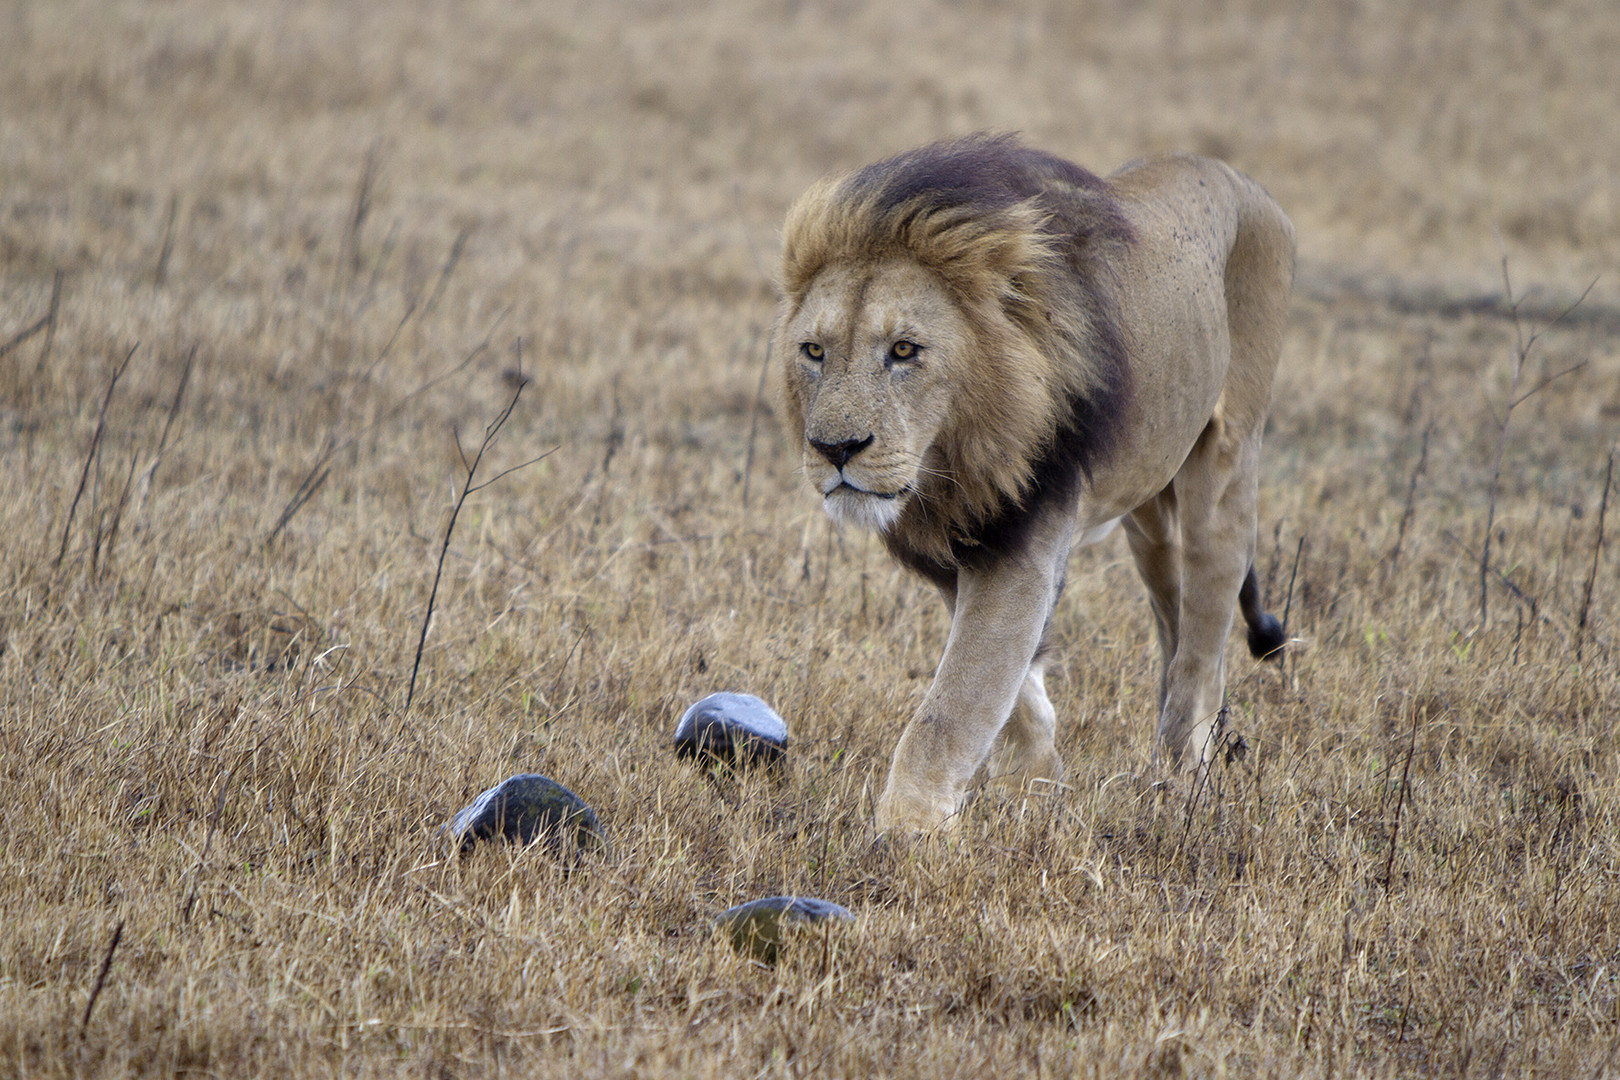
[775,137,1295,834]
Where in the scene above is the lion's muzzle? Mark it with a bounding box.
[808,434,873,469]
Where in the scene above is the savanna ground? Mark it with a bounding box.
[3,1,1619,1075]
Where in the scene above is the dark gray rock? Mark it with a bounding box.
[674,692,788,769]
[447,773,604,855]
[715,896,854,963]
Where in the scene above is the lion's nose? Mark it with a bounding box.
[809,434,873,469]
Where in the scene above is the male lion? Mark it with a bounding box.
[774,134,1293,835]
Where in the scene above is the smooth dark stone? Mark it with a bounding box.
[447,773,604,855]
[673,692,788,768]
[715,896,854,963]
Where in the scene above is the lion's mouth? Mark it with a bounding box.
[820,480,910,531]
[827,480,907,500]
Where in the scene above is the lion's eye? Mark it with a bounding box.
[800,342,825,362]
[889,340,920,362]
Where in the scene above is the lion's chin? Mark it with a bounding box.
[822,484,906,532]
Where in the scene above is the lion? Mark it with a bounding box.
[774,134,1294,835]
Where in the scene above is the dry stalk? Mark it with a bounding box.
[339,146,381,293]
[92,446,141,582]
[1478,258,1592,625]
[78,920,125,1038]
[181,757,240,925]
[0,270,63,366]
[1387,420,1433,569]
[1575,447,1614,663]
[34,269,63,376]
[267,331,496,543]
[405,344,555,711]
[419,225,473,321]
[56,344,137,572]
[1379,707,1420,891]
[137,345,197,495]
[360,217,403,316]
[740,326,772,510]
[153,194,180,288]
[1276,535,1305,679]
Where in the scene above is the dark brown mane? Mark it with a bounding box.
[779,134,1137,575]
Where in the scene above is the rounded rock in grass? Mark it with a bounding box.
[673,692,788,769]
[447,773,605,856]
[715,896,854,963]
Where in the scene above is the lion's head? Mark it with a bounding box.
[774,134,1133,572]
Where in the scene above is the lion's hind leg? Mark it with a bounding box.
[1123,488,1182,709]
[1156,419,1263,770]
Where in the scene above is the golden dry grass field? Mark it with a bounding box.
[3,1,1620,1076]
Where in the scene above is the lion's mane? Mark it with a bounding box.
[778,134,1136,578]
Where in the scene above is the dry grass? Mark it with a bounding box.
[3,0,1619,1075]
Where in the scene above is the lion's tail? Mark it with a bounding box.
[1239,565,1287,662]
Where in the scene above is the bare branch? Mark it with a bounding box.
[1510,359,1588,410]
[1379,708,1420,891]
[467,450,556,495]
[740,325,772,510]
[265,318,503,544]
[1576,447,1615,664]
[358,298,420,383]
[4,270,68,373]
[1387,421,1432,568]
[153,194,180,288]
[340,146,381,286]
[420,225,472,321]
[405,345,550,712]
[138,344,197,494]
[57,344,137,571]
[79,920,125,1038]
[1479,257,1590,626]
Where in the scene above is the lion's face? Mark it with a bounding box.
[779,258,973,532]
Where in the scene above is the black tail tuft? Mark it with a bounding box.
[1245,612,1286,661]
[1238,565,1287,662]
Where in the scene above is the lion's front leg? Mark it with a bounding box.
[984,657,1064,789]
[875,513,1073,835]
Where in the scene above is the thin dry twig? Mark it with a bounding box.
[181,758,240,924]
[35,269,64,376]
[1479,260,1594,625]
[267,327,500,543]
[96,347,195,581]
[0,271,63,364]
[1277,535,1305,678]
[154,194,180,288]
[1575,447,1615,663]
[740,326,772,510]
[79,920,125,1038]
[340,146,381,287]
[1379,708,1420,890]
[405,343,556,711]
[56,344,137,571]
[1387,421,1432,569]
[419,226,472,321]
[138,345,198,494]
[1445,529,1552,629]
